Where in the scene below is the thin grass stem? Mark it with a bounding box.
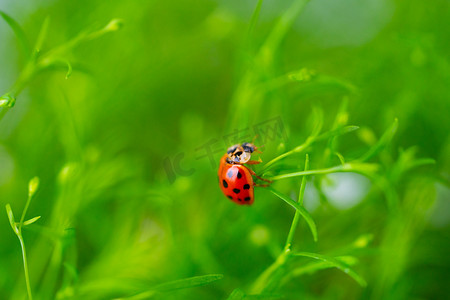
[284,154,310,249]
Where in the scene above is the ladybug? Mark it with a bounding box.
[218,143,271,205]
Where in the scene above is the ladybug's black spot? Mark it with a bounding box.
[222,180,228,188]
[233,188,240,194]
[244,197,251,201]
[237,171,242,179]
[227,195,233,199]
[243,184,250,190]
[227,169,234,179]
[238,198,242,202]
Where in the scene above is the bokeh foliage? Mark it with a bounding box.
[0,0,449,299]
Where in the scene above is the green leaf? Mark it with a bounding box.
[269,187,317,242]
[22,216,41,226]
[5,204,19,234]
[289,256,358,276]
[359,118,398,162]
[122,274,224,300]
[310,106,324,138]
[281,256,358,287]
[153,274,224,292]
[0,11,31,57]
[291,252,367,287]
[247,0,263,42]
[316,125,360,141]
[34,16,50,54]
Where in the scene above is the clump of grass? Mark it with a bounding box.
[5,177,41,300]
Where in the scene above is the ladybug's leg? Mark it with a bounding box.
[247,168,273,183]
[254,183,270,187]
[246,160,261,165]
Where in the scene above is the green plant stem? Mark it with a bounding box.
[284,154,309,249]
[18,235,33,300]
[249,249,290,294]
[19,194,34,232]
[269,164,343,180]
[251,155,312,294]
[261,137,314,173]
[18,192,35,300]
[267,162,378,181]
[260,124,359,174]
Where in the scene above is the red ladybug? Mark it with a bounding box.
[218,143,271,205]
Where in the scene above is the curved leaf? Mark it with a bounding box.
[153,274,223,292]
[269,187,317,241]
[291,252,367,287]
[359,118,398,162]
[0,11,31,57]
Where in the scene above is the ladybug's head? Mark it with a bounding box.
[226,144,251,164]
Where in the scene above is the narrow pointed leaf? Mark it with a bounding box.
[359,118,398,162]
[153,274,223,292]
[22,216,41,226]
[0,11,31,57]
[316,125,360,141]
[291,252,367,287]
[5,204,18,234]
[269,188,317,241]
[34,16,50,53]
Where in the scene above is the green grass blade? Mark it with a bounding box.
[22,216,41,226]
[247,0,264,41]
[407,158,436,170]
[285,154,311,248]
[311,106,324,138]
[120,274,224,299]
[34,16,50,54]
[5,204,19,234]
[359,118,398,162]
[298,155,309,206]
[269,187,317,241]
[281,256,358,287]
[316,125,360,141]
[0,11,31,57]
[291,252,367,287]
[153,274,224,292]
[289,256,357,277]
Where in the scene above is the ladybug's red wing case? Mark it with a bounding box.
[218,155,254,205]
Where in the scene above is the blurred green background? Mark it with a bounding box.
[0,0,449,299]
